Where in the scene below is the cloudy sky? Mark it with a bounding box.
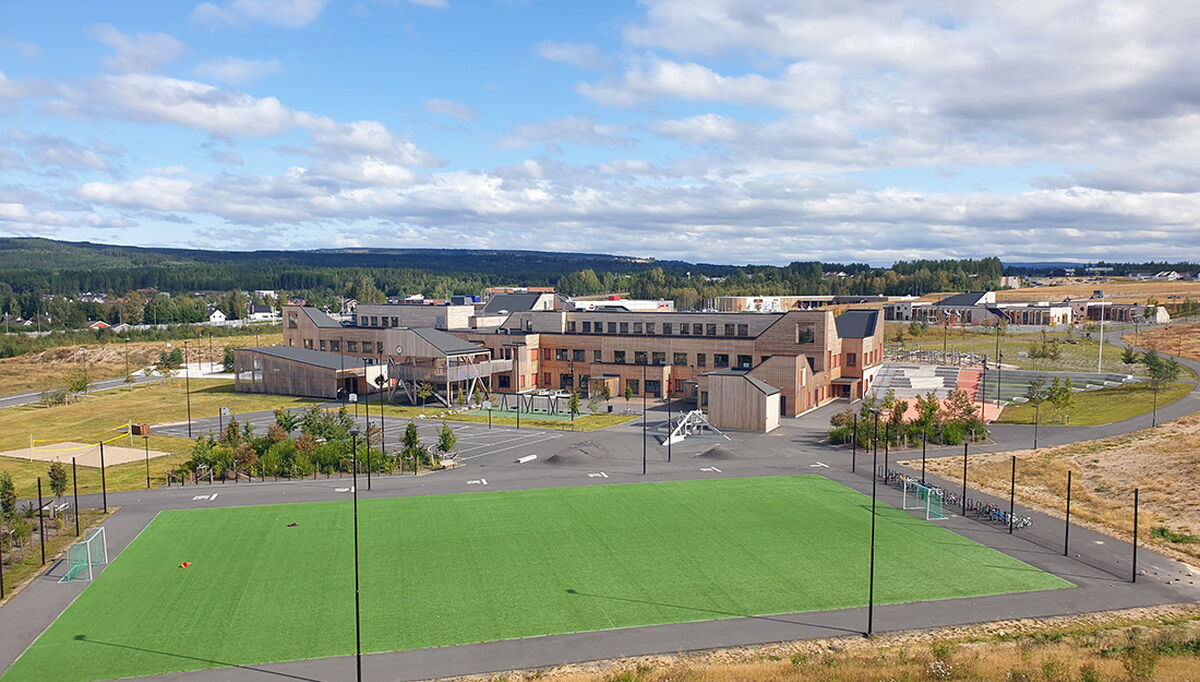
[2,1,1199,265]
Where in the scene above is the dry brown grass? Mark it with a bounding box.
[906,412,1200,563]
[0,331,282,396]
[997,279,1200,303]
[1127,323,1200,362]
[446,604,1200,682]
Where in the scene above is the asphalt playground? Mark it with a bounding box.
[2,342,1199,681]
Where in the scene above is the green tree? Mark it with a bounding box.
[0,471,16,516]
[65,366,92,398]
[416,381,434,408]
[568,390,580,419]
[223,345,236,372]
[274,408,300,434]
[1023,376,1048,405]
[48,461,68,502]
[435,421,457,464]
[1048,377,1074,422]
[1121,347,1140,374]
[624,383,634,402]
[1142,349,1181,390]
[602,384,612,407]
[401,419,426,473]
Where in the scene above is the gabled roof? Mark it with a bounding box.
[934,292,991,307]
[482,293,544,315]
[250,304,273,314]
[248,346,363,372]
[834,309,879,338]
[410,328,486,356]
[707,368,780,395]
[300,306,343,328]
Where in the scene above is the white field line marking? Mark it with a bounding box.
[810,462,829,468]
[459,433,563,461]
[700,466,722,473]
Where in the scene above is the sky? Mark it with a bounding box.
[1,0,1199,266]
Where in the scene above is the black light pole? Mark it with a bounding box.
[920,430,926,485]
[100,441,108,513]
[1064,470,1072,556]
[979,354,987,425]
[995,324,1002,405]
[377,352,386,465]
[0,522,5,598]
[872,409,879,480]
[1152,384,1158,427]
[1128,487,1137,583]
[362,359,370,457]
[1033,403,1040,450]
[961,442,968,516]
[1008,456,1016,534]
[72,456,80,537]
[867,408,881,636]
[349,429,362,681]
[641,364,647,476]
[666,375,672,463]
[883,422,889,481]
[38,473,45,564]
[144,435,150,489]
[184,340,192,438]
[851,413,857,473]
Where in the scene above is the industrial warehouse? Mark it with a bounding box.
[233,293,885,433]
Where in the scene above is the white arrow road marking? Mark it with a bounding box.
[700,466,722,473]
[587,472,609,479]
[467,479,489,485]
[334,487,355,493]
[192,494,210,501]
[810,462,829,468]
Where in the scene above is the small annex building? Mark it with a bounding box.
[704,368,780,433]
[234,346,385,400]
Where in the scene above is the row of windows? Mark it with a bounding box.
[565,320,751,337]
[541,346,757,369]
[313,338,384,355]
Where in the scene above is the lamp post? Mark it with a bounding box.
[1033,403,1040,449]
[867,408,881,636]
[666,372,672,463]
[362,359,370,457]
[349,429,362,682]
[642,364,647,476]
[1152,383,1159,427]
[183,340,192,438]
[144,435,150,489]
[123,337,130,378]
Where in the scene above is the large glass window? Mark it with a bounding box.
[697,353,707,367]
[627,379,639,395]
[737,354,752,368]
[724,323,735,336]
[572,349,585,362]
[679,323,689,335]
[555,348,568,361]
[673,352,688,365]
[737,324,748,336]
[646,323,655,334]
[613,350,626,363]
[593,349,603,362]
[567,321,576,332]
[714,353,729,367]
[582,321,592,332]
[633,322,643,334]
[707,323,717,336]
[608,322,617,333]
[662,323,673,335]
[693,323,703,335]
[620,322,629,334]
[652,351,666,365]
[634,351,648,365]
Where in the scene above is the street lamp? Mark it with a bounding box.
[642,364,647,476]
[348,428,362,682]
[1033,403,1040,450]
[866,408,881,636]
[183,340,192,438]
[144,434,150,489]
[123,337,130,378]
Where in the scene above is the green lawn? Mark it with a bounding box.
[896,331,1149,376]
[996,381,1194,426]
[4,476,1071,681]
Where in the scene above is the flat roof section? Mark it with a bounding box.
[244,346,364,372]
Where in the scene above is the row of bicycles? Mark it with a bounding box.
[875,466,1032,530]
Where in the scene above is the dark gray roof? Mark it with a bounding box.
[834,309,879,338]
[411,328,486,356]
[482,293,543,315]
[935,292,990,307]
[301,306,343,328]
[248,346,363,371]
[705,368,780,395]
[251,304,273,314]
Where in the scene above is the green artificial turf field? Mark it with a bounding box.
[4,476,1071,681]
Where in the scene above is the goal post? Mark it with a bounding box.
[903,480,946,521]
[60,526,108,583]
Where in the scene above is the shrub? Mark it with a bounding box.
[828,425,852,444]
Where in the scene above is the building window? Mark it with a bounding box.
[319,340,327,351]
[582,321,592,333]
[847,353,857,367]
[520,374,526,388]
[593,349,603,362]
[287,312,298,329]
[391,317,398,327]
[330,340,340,352]
[540,372,549,384]
[646,322,655,334]
[697,353,707,367]
[673,352,688,366]
[304,339,313,349]
[613,350,626,363]
[608,322,617,333]
[376,342,383,354]
[498,374,510,388]
[633,322,643,334]
[652,351,666,365]
[706,323,717,336]
[567,321,577,333]
[700,391,708,407]
[347,340,358,352]
[620,322,629,334]
[679,324,689,335]
[737,324,748,336]
[572,349,585,362]
[724,323,735,336]
[737,354,752,368]
[370,316,378,327]
[714,353,729,367]
[542,348,551,360]
[628,379,639,395]
[555,348,568,361]
[662,323,672,335]
[634,351,648,365]
[693,323,703,335]
[795,323,815,344]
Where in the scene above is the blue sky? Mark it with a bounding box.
[2,0,1199,265]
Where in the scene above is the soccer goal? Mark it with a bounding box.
[59,527,108,583]
[903,479,946,521]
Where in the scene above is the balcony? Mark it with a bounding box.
[389,358,513,382]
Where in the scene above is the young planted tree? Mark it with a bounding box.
[274,407,300,434]
[1047,377,1074,423]
[401,419,424,473]
[416,381,434,408]
[602,384,612,408]
[1121,347,1140,375]
[0,471,16,517]
[223,345,236,372]
[1143,350,1181,390]
[65,367,92,400]
[47,462,68,505]
[435,421,457,466]
[568,390,580,422]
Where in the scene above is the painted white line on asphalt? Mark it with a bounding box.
[466,479,489,486]
[516,454,538,464]
[810,462,829,468]
[335,487,355,492]
[587,472,609,479]
[192,494,210,501]
[209,493,218,501]
[700,466,722,473]
[459,433,563,461]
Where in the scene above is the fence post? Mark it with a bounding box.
[1064,470,1072,556]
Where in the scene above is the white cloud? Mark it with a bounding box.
[0,36,40,58]
[4,130,117,174]
[423,98,477,122]
[191,0,331,29]
[0,70,24,101]
[534,41,612,70]
[78,176,194,211]
[87,25,185,74]
[194,57,282,85]
[651,113,741,143]
[497,116,633,149]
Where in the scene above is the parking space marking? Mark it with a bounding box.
[459,433,563,461]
